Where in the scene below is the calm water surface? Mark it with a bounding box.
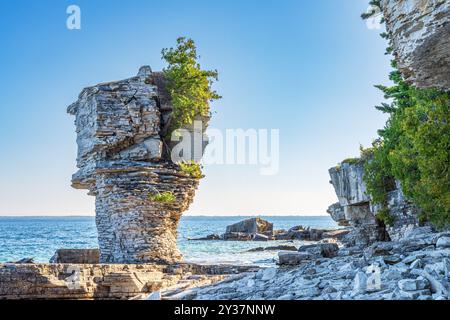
[0,216,337,266]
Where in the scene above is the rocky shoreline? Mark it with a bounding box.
[160,228,449,300]
[188,217,350,242]
[2,225,448,300]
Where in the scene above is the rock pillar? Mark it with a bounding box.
[68,66,199,263]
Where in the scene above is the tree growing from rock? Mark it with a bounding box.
[161,37,221,136]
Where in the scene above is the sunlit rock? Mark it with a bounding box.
[68,66,200,264]
[381,0,450,90]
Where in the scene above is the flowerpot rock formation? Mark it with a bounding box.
[67,66,201,264]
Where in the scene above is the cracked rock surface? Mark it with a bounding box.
[381,0,450,90]
[327,161,420,247]
[174,229,449,300]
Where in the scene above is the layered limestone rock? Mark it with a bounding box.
[67,66,200,264]
[381,0,450,90]
[327,161,419,246]
[326,203,349,227]
[0,264,165,300]
[0,263,252,300]
[50,249,99,264]
[328,162,384,247]
[225,218,274,238]
[370,181,421,241]
[329,162,370,206]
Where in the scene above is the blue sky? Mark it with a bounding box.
[0,0,391,216]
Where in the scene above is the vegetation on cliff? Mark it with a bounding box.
[361,4,450,228]
[148,191,176,203]
[178,160,204,179]
[161,37,221,177]
[161,37,221,135]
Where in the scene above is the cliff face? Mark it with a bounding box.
[381,0,450,90]
[327,1,449,247]
[328,162,385,247]
[68,66,199,264]
[327,162,420,246]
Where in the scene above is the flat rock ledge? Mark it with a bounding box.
[50,249,100,264]
[168,229,449,300]
[0,262,257,300]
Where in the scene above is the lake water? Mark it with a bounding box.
[0,216,337,266]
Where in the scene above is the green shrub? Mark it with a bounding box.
[359,145,374,161]
[363,65,449,229]
[363,140,396,206]
[376,207,395,226]
[148,191,176,203]
[178,160,204,179]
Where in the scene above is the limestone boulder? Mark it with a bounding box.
[278,251,312,265]
[188,234,221,241]
[222,232,253,241]
[327,203,349,226]
[246,245,298,252]
[322,229,351,240]
[225,218,273,236]
[298,243,339,258]
[49,249,99,264]
[436,236,450,249]
[252,234,269,241]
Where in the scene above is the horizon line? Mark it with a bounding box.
[0,213,330,218]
